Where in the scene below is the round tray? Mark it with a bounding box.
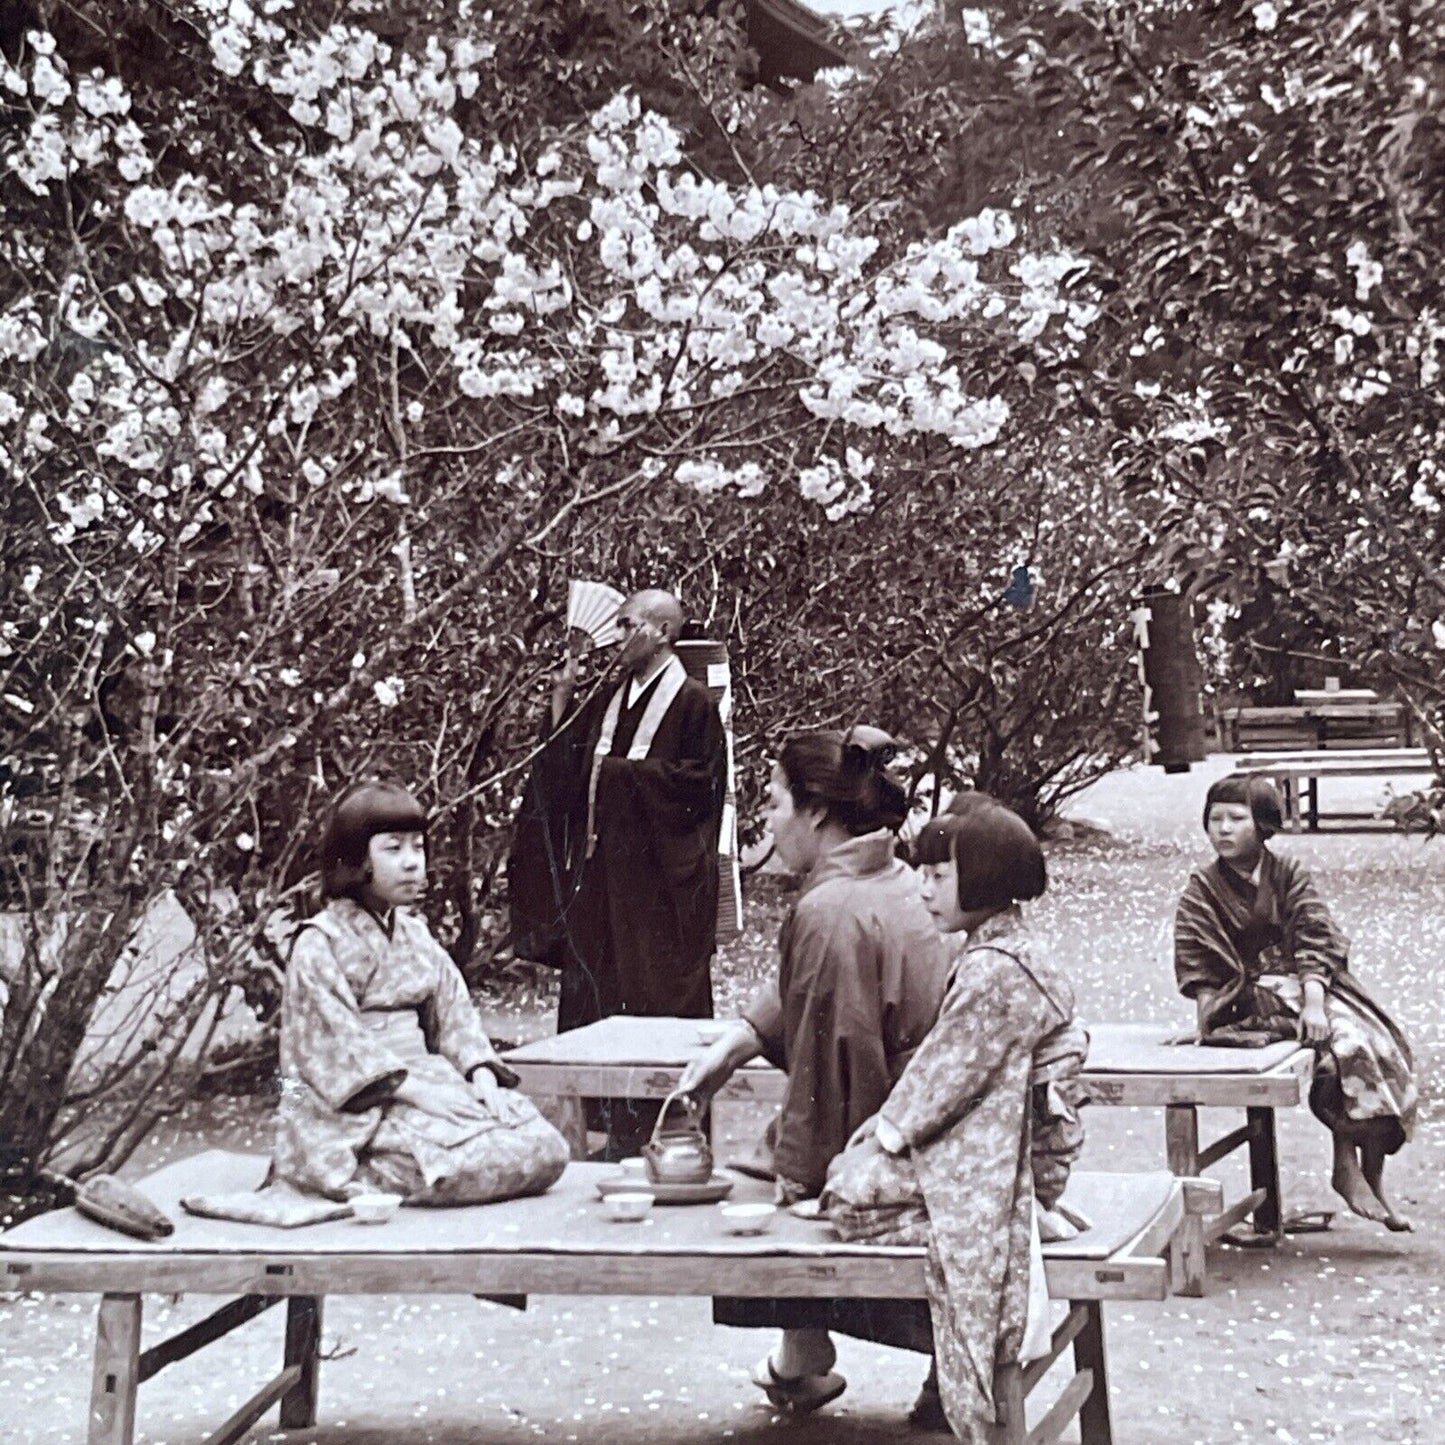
[595,1173,735,1205]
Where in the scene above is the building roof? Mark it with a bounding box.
[746,0,848,85]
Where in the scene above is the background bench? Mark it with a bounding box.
[1222,700,1414,753]
[1232,748,1435,830]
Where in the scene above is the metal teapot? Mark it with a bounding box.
[642,1091,713,1186]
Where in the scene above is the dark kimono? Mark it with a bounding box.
[820,909,1089,1444]
[508,656,727,1029]
[714,830,951,1347]
[1174,849,1416,1150]
[275,900,568,1203]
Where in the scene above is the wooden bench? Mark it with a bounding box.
[1222,700,1413,753]
[505,1019,1310,1298]
[0,1151,1219,1445]
[1232,748,1435,830]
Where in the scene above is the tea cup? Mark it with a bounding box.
[719,1201,777,1236]
[603,1192,655,1223]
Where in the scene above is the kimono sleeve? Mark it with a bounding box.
[1275,854,1349,987]
[418,923,502,1081]
[740,976,786,1070]
[595,687,726,836]
[283,930,407,1113]
[769,904,893,1196]
[1173,870,1241,1002]
[879,949,1040,1153]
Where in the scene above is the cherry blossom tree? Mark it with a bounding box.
[0,0,1095,1173]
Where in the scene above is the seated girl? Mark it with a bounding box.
[274,781,568,1204]
[677,728,951,1420]
[820,796,1089,1441]
[1175,775,1416,1230]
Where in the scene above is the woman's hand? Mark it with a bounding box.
[774,1174,813,1207]
[394,1077,479,1126]
[1298,980,1329,1044]
[677,1042,737,1107]
[874,1117,907,1157]
[469,1064,500,1112]
[678,1022,762,1108]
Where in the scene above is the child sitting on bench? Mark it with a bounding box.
[273,780,568,1205]
[1174,775,1416,1231]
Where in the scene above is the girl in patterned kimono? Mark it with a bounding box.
[820,797,1089,1441]
[678,728,951,1420]
[1174,775,1416,1230]
[274,781,568,1204]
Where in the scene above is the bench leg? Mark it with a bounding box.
[1247,1107,1283,1239]
[1307,777,1320,832]
[89,1293,142,1445]
[1072,1300,1115,1445]
[990,1360,1027,1444]
[280,1296,323,1430]
[554,1094,588,1159]
[1165,1105,1207,1297]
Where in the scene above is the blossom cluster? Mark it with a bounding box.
[1,0,1092,627]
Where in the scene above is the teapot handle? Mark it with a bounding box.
[650,1089,700,1145]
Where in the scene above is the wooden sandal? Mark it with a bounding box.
[751,1357,847,1414]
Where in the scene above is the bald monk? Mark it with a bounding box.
[508,590,727,1155]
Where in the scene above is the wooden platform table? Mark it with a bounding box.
[1083,1024,1313,1296]
[0,1151,1219,1445]
[506,1018,1311,1297]
[504,1015,787,1155]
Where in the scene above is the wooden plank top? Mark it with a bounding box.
[1226,703,1400,720]
[1083,1023,1305,1077]
[504,1016,786,1103]
[504,1018,1312,1109]
[1233,748,1428,766]
[1234,757,1432,778]
[506,1016,772,1070]
[0,1152,1181,1303]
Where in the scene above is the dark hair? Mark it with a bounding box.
[913,794,1046,910]
[777,725,908,836]
[320,780,427,900]
[1202,775,1282,839]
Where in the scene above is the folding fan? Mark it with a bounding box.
[566,579,626,649]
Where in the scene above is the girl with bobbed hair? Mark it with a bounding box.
[1175,774,1416,1230]
[273,780,568,1205]
[680,727,950,1417]
[820,795,1090,1439]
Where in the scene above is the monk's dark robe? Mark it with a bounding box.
[1175,848,1416,1150]
[510,659,726,1028]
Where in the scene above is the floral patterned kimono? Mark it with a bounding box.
[274,899,568,1203]
[1175,849,1416,1150]
[820,908,1089,1444]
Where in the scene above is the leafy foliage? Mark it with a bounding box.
[1006,0,1445,733]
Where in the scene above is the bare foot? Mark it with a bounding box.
[1366,1179,1413,1232]
[1360,1138,1413,1232]
[1331,1156,1392,1225]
